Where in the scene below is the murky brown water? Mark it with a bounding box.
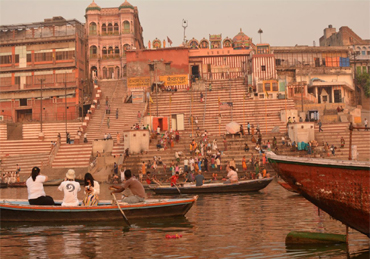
[1,180,369,258]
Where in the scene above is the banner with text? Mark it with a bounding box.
[127,77,150,89]
[159,74,188,87]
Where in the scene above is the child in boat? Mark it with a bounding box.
[58,169,81,206]
[82,173,100,206]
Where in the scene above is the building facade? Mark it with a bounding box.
[85,0,144,80]
[188,30,253,81]
[0,16,87,123]
[272,45,353,104]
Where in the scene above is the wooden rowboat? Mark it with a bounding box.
[150,178,274,195]
[0,196,198,223]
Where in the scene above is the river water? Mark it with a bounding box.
[1,180,369,258]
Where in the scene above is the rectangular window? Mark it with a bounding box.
[356,51,360,56]
[34,52,53,62]
[15,76,20,86]
[368,66,370,74]
[264,83,271,91]
[165,63,171,71]
[20,98,28,106]
[367,51,370,55]
[26,75,33,85]
[14,55,19,63]
[275,59,281,66]
[322,58,326,66]
[272,82,278,91]
[207,64,211,73]
[259,94,265,99]
[0,55,12,64]
[257,83,263,93]
[0,77,12,86]
[56,51,74,61]
[363,66,367,73]
[261,65,266,71]
[356,66,362,74]
[362,51,366,55]
[27,53,32,62]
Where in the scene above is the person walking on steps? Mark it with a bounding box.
[318,120,323,132]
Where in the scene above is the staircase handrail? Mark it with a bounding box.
[46,141,60,167]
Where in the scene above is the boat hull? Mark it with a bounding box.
[267,152,370,237]
[0,197,197,222]
[150,178,273,194]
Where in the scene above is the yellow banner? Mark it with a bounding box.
[159,74,188,86]
[127,77,150,88]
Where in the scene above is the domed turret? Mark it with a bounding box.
[86,0,101,12]
[232,29,252,49]
[119,0,134,10]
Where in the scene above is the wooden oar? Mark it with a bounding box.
[111,193,131,227]
[173,183,181,194]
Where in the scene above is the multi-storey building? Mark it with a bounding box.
[0,16,87,123]
[85,0,144,80]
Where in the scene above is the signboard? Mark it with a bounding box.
[159,74,188,87]
[131,89,144,103]
[128,77,150,89]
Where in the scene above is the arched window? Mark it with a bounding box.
[102,47,107,58]
[123,21,130,34]
[115,46,120,57]
[108,23,113,34]
[102,24,107,35]
[108,46,113,56]
[90,45,97,58]
[114,23,119,34]
[89,22,97,35]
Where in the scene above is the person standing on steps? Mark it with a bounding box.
[116,108,119,119]
[137,111,142,124]
[318,120,323,132]
[247,122,250,135]
[106,96,109,105]
[107,117,110,129]
[365,118,368,131]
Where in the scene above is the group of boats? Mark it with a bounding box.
[1,149,369,239]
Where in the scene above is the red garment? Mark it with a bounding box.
[170,175,179,187]
[146,178,151,184]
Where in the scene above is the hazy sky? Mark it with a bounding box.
[0,0,369,47]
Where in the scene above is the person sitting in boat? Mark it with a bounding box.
[195,171,205,187]
[58,169,81,207]
[110,170,146,204]
[82,173,100,206]
[26,167,55,205]
[169,172,180,187]
[224,166,238,184]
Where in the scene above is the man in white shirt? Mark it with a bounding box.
[58,169,81,206]
[226,166,238,183]
[183,157,189,172]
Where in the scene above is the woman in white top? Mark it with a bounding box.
[26,167,55,205]
[82,172,100,206]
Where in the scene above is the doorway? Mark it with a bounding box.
[191,65,200,80]
[16,109,32,122]
[334,89,342,103]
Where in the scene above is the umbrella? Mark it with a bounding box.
[225,121,240,134]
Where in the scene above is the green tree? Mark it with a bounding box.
[356,72,370,98]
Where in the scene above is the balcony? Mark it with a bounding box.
[101,31,120,36]
[102,54,121,60]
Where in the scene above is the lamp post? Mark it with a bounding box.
[38,78,45,133]
[258,29,263,44]
[352,45,357,105]
[64,73,68,138]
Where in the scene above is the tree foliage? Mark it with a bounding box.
[356,72,370,98]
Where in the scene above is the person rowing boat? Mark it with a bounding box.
[110,170,146,204]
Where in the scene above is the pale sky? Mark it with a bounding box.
[0,0,369,47]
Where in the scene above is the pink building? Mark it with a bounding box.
[85,0,144,80]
